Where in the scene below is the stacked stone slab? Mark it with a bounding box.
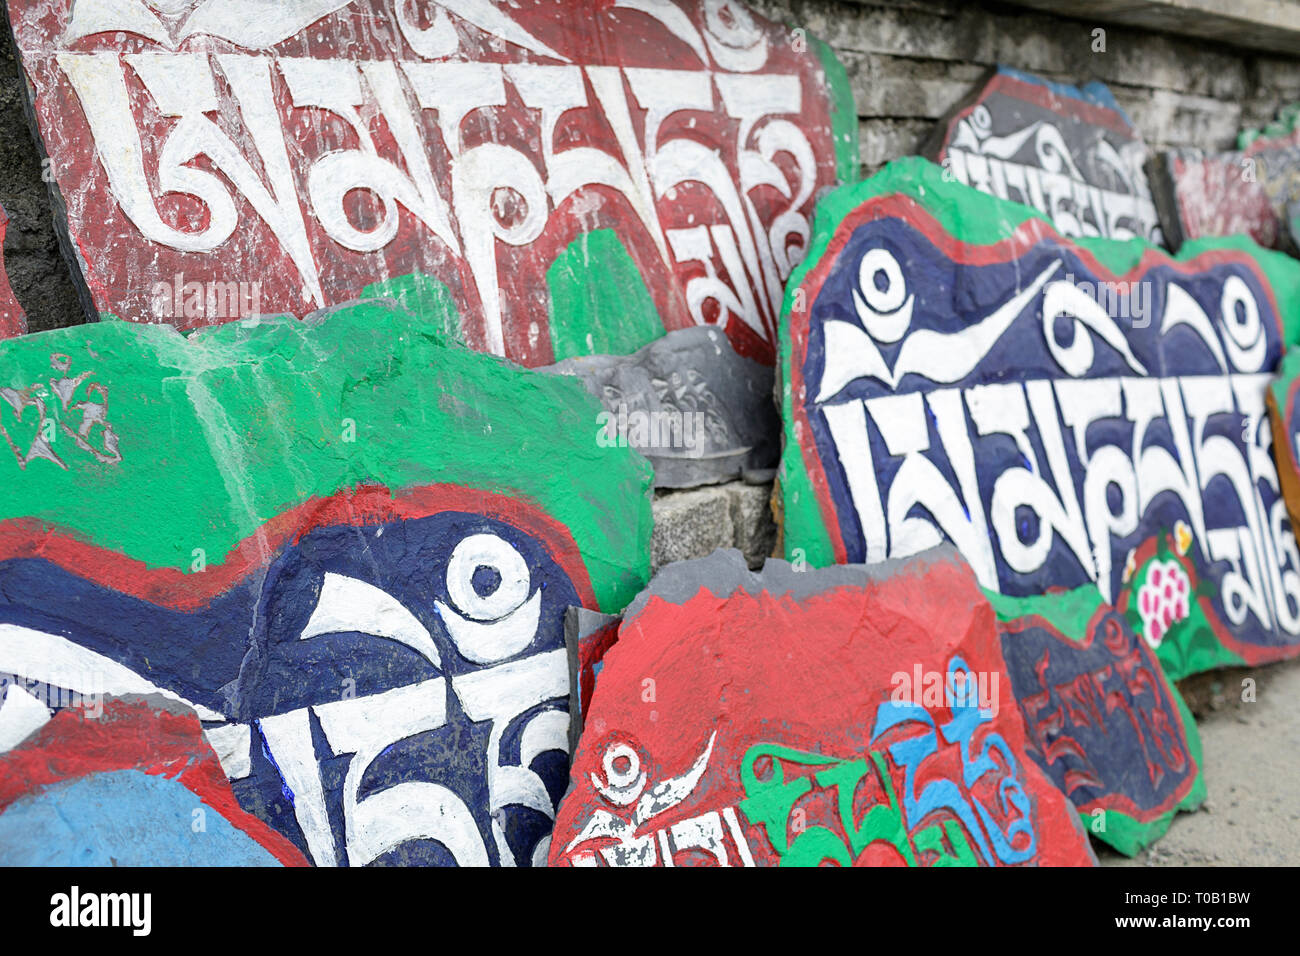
[6,0,855,368]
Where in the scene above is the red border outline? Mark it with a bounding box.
[0,483,597,612]
[940,72,1136,150]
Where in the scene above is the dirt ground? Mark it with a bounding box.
[1096,656,1300,866]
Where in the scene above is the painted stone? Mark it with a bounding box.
[7,0,857,367]
[1267,346,1300,536]
[779,157,1300,683]
[0,300,652,866]
[0,695,309,866]
[1150,140,1300,254]
[549,547,1097,867]
[987,587,1204,856]
[925,67,1162,245]
[0,205,27,339]
[541,325,778,487]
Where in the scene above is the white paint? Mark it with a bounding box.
[0,624,223,722]
[0,685,51,752]
[202,722,251,780]
[301,572,441,668]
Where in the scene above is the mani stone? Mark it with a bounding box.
[925,66,1162,245]
[988,586,1205,857]
[541,325,779,488]
[1150,140,1300,254]
[778,155,1300,683]
[0,299,652,866]
[549,546,1097,867]
[6,0,855,367]
[0,696,308,866]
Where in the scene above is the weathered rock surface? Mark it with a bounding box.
[549,546,1097,867]
[0,205,25,339]
[542,326,779,487]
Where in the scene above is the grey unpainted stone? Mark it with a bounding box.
[650,480,777,573]
[563,606,620,755]
[540,325,778,489]
[625,542,966,621]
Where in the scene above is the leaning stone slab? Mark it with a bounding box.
[1149,143,1300,254]
[987,587,1205,857]
[550,546,1097,867]
[0,300,652,866]
[779,156,1300,682]
[1148,103,1300,254]
[7,0,855,367]
[925,66,1163,245]
[541,326,779,487]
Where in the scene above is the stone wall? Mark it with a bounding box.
[752,0,1300,175]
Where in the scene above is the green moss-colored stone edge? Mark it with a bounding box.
[809,33,859,185]
[546,229,664,361]
[2,301,653,613]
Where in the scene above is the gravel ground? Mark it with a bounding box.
[1097,656,1300,866]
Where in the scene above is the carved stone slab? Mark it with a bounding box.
[541,325,778,487]
[988,587,1204,857]
[0,300,652,865]
[779,157,1300,682]
[549,547,1097,867]
[925,66,1163,245]
[7,0,856,366]
[1151,141,1300,253]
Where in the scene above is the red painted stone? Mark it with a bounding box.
[0,697,310,866]
[1151,142,1300,253]
[0,206,27,339]
[549,548,1096,867]
[7,0,853,366]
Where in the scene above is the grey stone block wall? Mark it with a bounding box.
[752,0,1300,174]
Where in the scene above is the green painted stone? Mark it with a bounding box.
[0,300,653,866]
[0,300,651,612]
